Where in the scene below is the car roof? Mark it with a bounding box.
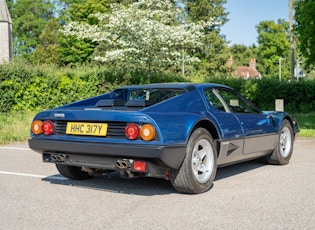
[118,83,231,91]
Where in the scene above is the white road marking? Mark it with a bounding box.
[0,171,67,180]
[0,146,31,151]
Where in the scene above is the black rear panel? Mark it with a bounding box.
[55,121,127,139]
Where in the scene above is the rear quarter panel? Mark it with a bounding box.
[142,90,214,145]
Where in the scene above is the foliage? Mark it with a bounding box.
[0,111,38,144]
[10,0,55,57]
[1,62,315,114]
[185,0,228,27]
[59,35,98,66]
[201,77,315,113]
[58,0,110,66]
[293,112,315,130]
[63,0,212,82]
[294,0,315,70]
[68,0,109,24]
[184,0,229,76]
[7,0,293,79]
[31,18,61,65]
[256,20,290,79]
[228,44,261,72]
[0,61,188,112]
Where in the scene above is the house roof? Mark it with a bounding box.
[236,66,261,79]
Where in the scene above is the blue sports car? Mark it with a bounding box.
[28,83,299,194]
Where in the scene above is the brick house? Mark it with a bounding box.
[226,56,262,80]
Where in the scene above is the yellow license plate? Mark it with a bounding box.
[66,122,108,136]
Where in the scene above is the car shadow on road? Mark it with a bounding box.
[215,160,266,181]
[42,171,176,196]
[42,160,266,196]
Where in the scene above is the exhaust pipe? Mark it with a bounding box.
[51,154,66,162]
[115,159,133,169]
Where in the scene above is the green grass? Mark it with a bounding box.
[292,112,315,137]
[0,111,37,145]
[0,111,314,144]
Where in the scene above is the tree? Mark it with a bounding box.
[31,19,61,65]
[183,0,229,76]
[10,0,54,57]
[68,0,109,24]
[58,0,110,66]
[229,44,258,67]
[294,0,315,69]
[63,0,211,82]
[185,0,228,28]
[256,19,290,79]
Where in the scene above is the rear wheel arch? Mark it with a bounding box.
[190,119,220,153]
[281,116,291,126]
[171,127,218,193]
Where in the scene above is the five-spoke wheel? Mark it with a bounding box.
[170,128,217,194]
[266,119,294,165]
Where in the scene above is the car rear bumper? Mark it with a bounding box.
[28,138,186,169]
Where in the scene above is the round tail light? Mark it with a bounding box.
[125,123,139,140]
[140,124,156,141]
[42,120,54,135]
[31,120,43,135]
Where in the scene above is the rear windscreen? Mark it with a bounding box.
[129,89,186,101]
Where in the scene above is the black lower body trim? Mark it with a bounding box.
[28,138,186,169]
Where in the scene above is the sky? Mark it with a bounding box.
[221,0,290,46]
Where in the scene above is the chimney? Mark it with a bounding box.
[249,58,256,69]
[226,55,234,67]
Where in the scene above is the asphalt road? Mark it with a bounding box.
[0,138,314,230]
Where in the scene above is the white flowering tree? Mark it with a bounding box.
[63,0,213,82]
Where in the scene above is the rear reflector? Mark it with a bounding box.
[133,161,146,172]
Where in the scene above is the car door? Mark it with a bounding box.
[203,88,245,165]
[215,88,277,155]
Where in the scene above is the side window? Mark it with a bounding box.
[217,89,260,114]
[110,89,125,99]
[204,89,229,112]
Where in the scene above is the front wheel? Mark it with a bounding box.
[56,164,93,180]
[170,128,217,194]
[266,119,294,165]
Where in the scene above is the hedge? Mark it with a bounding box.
[0,62,314,113]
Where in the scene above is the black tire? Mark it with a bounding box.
[266,119,294,165]
[55,164,93,180]
[170,128,217,194]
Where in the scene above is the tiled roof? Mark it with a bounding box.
[235,66,261,79]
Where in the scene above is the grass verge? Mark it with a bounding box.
[0,111,37,145]
[292,112,315,137]
[0,111,314,145]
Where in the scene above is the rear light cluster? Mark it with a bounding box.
[125,123,156,141]
[31,120,54,135]
[31,120,156,141]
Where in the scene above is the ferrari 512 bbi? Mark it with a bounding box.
[28,83,299,194]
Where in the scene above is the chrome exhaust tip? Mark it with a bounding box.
[115,159,133,169]
[51,154,66,162]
